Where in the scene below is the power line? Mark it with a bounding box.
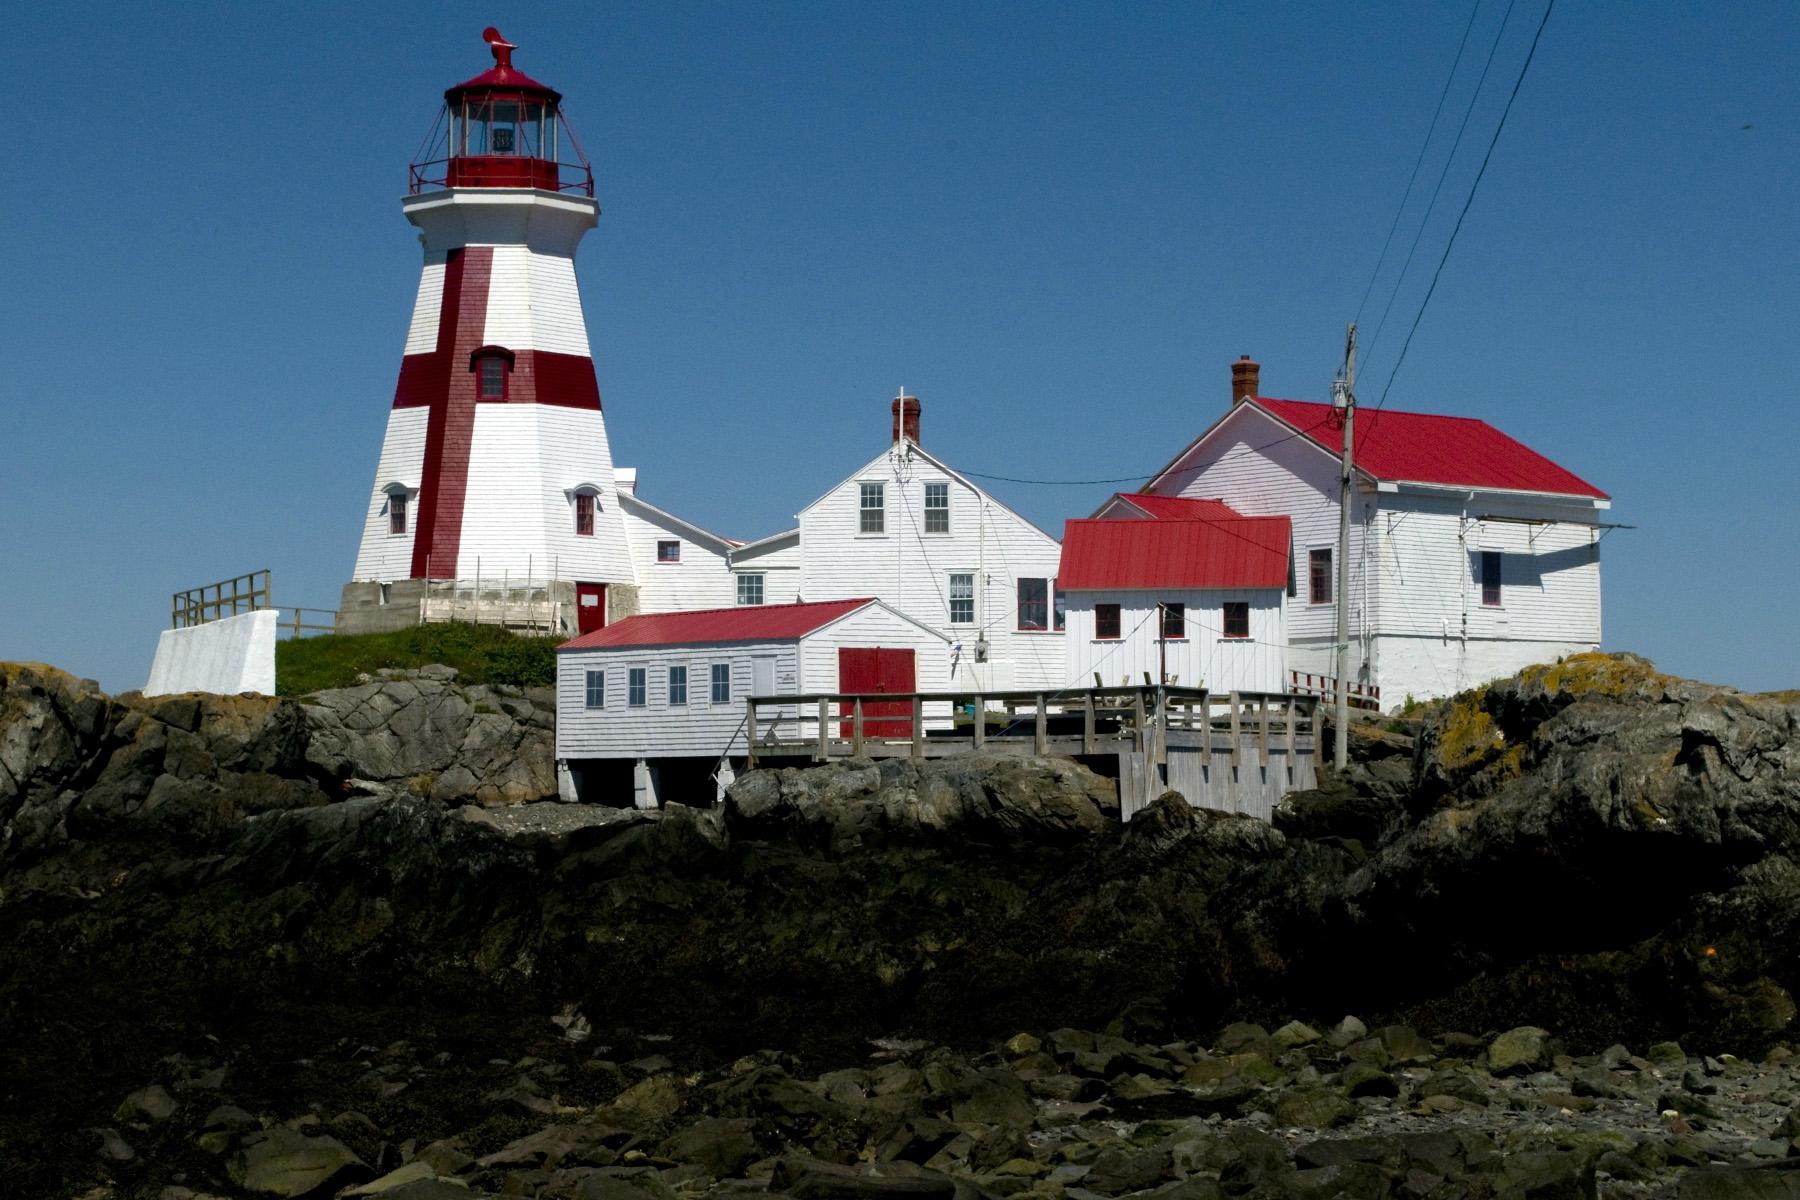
[956,414,1334,489]
[1355,0,1486,325]
[1374,0,1557,413]
[1362,0,1521,368]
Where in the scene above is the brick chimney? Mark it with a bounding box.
[891,392,921,444]
[1231,356,1260,406]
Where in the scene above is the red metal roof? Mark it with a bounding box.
[1111,493,1244,520]
[558,599,875,651]
[1251,398,1609,499]
[446,29,561,101]
[1058,518,1290,590]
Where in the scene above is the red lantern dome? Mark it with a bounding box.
[411,28,593,195]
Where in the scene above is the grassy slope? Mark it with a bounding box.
[275,623,561,696]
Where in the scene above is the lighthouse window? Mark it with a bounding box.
[477,355,507,399]
[388,491,408,535]
[574,491,596,537]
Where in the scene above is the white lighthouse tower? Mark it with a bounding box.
[341,28,634,636]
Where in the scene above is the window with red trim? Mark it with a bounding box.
[388,491,408,535]
[657,540,680,563]
[1160,602,1185,639]
[474,351,510,399]
[1095,603,1121,640]
[1223,602,1250,639]
[1309,548,1333,604]
[1480,551,1502,607]
[1017,578,1048,631]
[574,491,595,536]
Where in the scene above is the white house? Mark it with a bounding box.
[615,468,742,616]
[792,395,1067,692]
[1058,515,1291,694]
[555,597,951,806]
[1132,357,1610,704]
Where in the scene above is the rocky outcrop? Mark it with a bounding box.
[301,666,558,806]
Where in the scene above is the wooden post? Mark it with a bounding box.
[1257,696,1270,768]
[853,696,865,755]
[1133,688,1147,750]
[972,694,986,748]
[816,696,829,762]
[1284,697,1296,782]
[1229,692,1242,771]
[911,695,925,758]
[1082,692,1096,754]
[1034,693,1048,755]
[746,700,759,768]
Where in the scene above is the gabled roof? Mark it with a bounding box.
[619,490,739,554]
[559,598,877,651]
[1058,517,1291,591]
[1251,399,1608,498]
[1098,492,1244,520]
[797,439,1060,542]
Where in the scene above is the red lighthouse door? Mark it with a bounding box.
[575,583,607,635]
[838,647,916,739]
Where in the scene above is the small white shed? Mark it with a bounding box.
[1058,517,1291,695]
[555,597,950,805]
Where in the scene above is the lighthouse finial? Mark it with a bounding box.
[481,26,517,70]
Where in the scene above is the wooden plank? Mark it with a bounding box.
[816,696,829,762]
[1229,692,1241,770]
[1083,693,1096,754]
[1284,697,1296,782]
[1034,694,1048,755]
[1257,696,1270,768]
[972,695,985,748]
[1133,689,1147,749]
[852,696,865,755]
[746,700,758,768]
[911,695,924,759]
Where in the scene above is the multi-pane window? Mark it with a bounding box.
[1017,578,1049,631]
[859,482,885,534]
[948,573,974,624]
[711,663,731,704]
[1053,586,1066,632]
[575,491,595,536]
[627,668,646,707]
[1309,548,1333,605]
[657,539,680,563]
[1160,602,1186,639]
[388,491,408,535]
[1095,603,1122,640]
[924,483,949,533]
[1480,551,1503,607]
[668,665,687,706]
[736,573,764,606]
[584,669,604,709]
[1223,602,1250,639]
[477,354,507,399]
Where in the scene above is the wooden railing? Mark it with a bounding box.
[279,608,339,639]
[743,685,1317,767]
[172,570,271,628]
[1290,670,1382,712]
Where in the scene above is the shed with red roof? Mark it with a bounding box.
[555,598,949,806]
[1057,517,1292,694]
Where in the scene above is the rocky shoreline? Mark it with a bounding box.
[2,652,1797,1197]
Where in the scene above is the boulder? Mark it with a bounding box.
[231,1128,370,1197]
[1488,1026,1553,1075]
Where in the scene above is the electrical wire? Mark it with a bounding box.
[1372,0,1557,413]
[1363,0,1521,368]
[1355,0,1486,326]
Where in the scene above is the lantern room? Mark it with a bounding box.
[410,28,594,196]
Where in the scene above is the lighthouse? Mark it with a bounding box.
[340,29,635,636]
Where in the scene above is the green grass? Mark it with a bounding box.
[276,623,561,696]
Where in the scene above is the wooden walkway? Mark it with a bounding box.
[744,685,1319,821]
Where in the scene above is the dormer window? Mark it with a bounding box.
[470,346,515,400]
[382,483,416,536]
[574,489,596,536]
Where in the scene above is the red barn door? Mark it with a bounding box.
[838,647,916,739]
[575,583,607,635]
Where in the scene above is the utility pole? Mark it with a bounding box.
[1333,323,1357,771]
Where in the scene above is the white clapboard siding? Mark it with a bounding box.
[482,246,592,356]
[402,255,447,355]
[456,407,635,584]
[1063,589,1287,694]
[620,495,737,613]
[795,603,954,695]
[731,531,803,606]
[351,407,429,581]
[556,641,798,760]
[797,443,1066,693]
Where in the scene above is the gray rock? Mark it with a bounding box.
[659,1118,760,1178]
[1488,1026,1553,1074]
[1083,1147,1172,1195]
[116,1084,179,1124]
[232,1127,370,1197]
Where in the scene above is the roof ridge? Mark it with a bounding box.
[608,597,873,621]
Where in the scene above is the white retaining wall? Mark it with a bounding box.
[144,610,278,697]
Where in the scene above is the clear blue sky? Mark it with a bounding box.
[3,2,1795,694]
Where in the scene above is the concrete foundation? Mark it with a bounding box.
[336,578,642,638]
[145,610,278,697]
[336,579,433,636]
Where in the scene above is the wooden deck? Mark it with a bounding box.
[744,685,1319,820]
